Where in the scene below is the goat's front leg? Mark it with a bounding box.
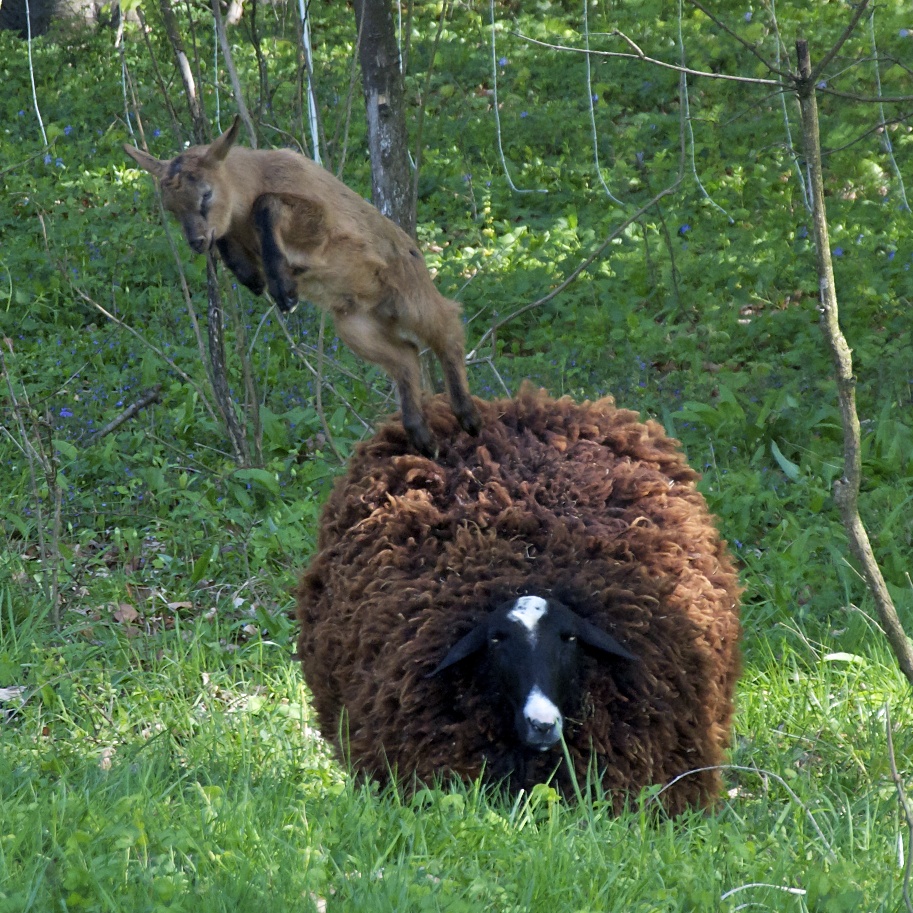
[215,236,265,295]
[251,195,299,313]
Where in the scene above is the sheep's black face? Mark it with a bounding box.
[430,596,636,753]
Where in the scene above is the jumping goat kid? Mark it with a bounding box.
[124,117,481,456]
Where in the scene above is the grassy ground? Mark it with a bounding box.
[0,604,908,911]
[2,0,913,909]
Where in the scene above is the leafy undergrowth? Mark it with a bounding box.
[2,0,913,909]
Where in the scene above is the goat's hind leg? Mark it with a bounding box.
[337,313,437,458]
[252,194,299,313]
[426,304,481,437]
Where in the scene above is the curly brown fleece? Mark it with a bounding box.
[295,386,741,814]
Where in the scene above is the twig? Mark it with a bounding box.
[885,703,913,913]
[807,0,871,87]
[720,883,806,902]
[411,0,452,215]
[69,284,220,427]
[315,309,343,461]
[211,0,258,147]
[516,30,785,89]
[272,308,372,434]
[91,385,163,441]
[685,0,788,78]
[467,181,681,358]
[489,0,548,194]
[651,763,837,863]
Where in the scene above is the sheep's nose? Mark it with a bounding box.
[189,237,207,254]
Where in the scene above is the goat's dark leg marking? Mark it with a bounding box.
[395,352,436,458]
[428,324,481,437]
[215,237,265,295]
[252,195,299,312]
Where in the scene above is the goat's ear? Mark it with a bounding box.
[124,144,168,179]
[208,116,241,163]
[426,623,489,677]
[576,618,637,662]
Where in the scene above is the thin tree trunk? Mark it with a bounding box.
[796,38,913,687]
[206,255,250,466]
[157,0,207,142]
[352,0,415,236]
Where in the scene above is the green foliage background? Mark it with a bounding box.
[0,0,911,909]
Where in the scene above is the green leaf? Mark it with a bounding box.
[190,544,218,585]
[770,440,801,482]
[233,468,281,496]
[52,439,78,460]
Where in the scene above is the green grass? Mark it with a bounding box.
[0,601,909,912]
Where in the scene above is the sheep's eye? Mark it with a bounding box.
[201,189,213,213]
[490,633,504,645]
[561,633,577,644]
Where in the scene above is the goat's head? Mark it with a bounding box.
[124,117,241,255]
[429,596,636,752]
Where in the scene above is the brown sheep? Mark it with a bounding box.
[295,386,741,814]
[124,117,480,457]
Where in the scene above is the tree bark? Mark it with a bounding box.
[796,39,913,687]
[352,0,415,237]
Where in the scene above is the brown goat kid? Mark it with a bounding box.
[124,117,481,456]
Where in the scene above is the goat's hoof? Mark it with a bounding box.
[459,408,482,437]
[407,425,438,460]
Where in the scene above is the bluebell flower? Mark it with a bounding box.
[798,226,808,239]
[56,158,64,168]
[887,250,896,261]
[60,407,73,418]
[520,111,528,118]
[64,125,73,136]
[744,11,752,21]
[679,224,690,235]
[833,246,844,257]
[498,56,508,67]
[817,80,827,89]
[18,110,25,116]
[900,29,910,38]
[592,94,598,102]
[44,153,52,164]
[153,128,161,138]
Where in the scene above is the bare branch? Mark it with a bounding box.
[819,110,913,158]
[211,0,258,147]
[514,30,786,89]
[807,0,871,86]
[685,0,789,79]
[91,386,163,442]
[70,285,221,427]
[468,181,682,359]
[818,87,913,105]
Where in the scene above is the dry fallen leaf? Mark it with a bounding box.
[113,603,139,623]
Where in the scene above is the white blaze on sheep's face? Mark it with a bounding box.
[523,686,563,750]
[507,596,548,640]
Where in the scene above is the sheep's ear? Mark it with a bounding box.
[207,115,241,163]
[426,624,488,677]
[577,618,637,662]
[124,144,168,179]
